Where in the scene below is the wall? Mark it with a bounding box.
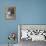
[17,0,46,24]
[0,0,46,44]
[0,0,17,44]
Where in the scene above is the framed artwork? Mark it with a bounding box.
[5,6,16,20]
[18,24,46,41]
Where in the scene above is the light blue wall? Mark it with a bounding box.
[0,0,46,44]
[17,0,46,24]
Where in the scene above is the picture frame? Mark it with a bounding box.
[18,24,46,42]
[5,6,16,20]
